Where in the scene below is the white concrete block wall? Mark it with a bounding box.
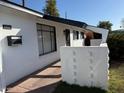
[60,45,109,90]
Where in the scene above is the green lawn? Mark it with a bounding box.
[108,61,124,93]
[53,60,124,93]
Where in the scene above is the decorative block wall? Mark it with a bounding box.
[60,45,109,90]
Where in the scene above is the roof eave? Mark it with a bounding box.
[0,0,43,18]
[43,15,88,28]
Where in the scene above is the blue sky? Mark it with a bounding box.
[12,0,124,30]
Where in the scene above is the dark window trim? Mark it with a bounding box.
[54,27,57,51]
[37,23,55,29]
[50,31,52,52]
[37,23,57,56]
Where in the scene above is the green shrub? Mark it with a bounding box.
[107,31,124,60]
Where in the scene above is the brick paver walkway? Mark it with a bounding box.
[6,61,62,93]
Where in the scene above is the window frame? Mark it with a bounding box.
[73,30,79,40]
[37,23,57,56]
[93,32,102,39]
[80,32,84,39]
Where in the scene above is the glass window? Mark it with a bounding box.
[51,32,56,51]
[73,31,79,40]
[80,32,84,39]
[43,31,51,53]
[37,31,43,54]
[37,24,56,55]
[41,25,51,31]
[93,32,102,39]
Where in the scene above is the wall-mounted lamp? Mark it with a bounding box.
[7,36,22,46]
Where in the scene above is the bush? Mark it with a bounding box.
[107,31,124,60]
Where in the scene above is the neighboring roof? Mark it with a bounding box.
[43,15,88,28]
[0,0,43,17]
[113,29,124,32]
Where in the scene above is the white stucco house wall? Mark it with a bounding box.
[0,0,109,92]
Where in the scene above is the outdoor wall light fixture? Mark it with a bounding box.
[7,36,22,46]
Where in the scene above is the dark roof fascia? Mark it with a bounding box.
[43,15,88,28]
[0,0,43,16]
[1,0,88,28]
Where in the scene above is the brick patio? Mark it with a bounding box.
[6,61,62,93]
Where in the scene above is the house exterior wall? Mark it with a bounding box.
[0,6,85,85]
[0,42,5,93]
